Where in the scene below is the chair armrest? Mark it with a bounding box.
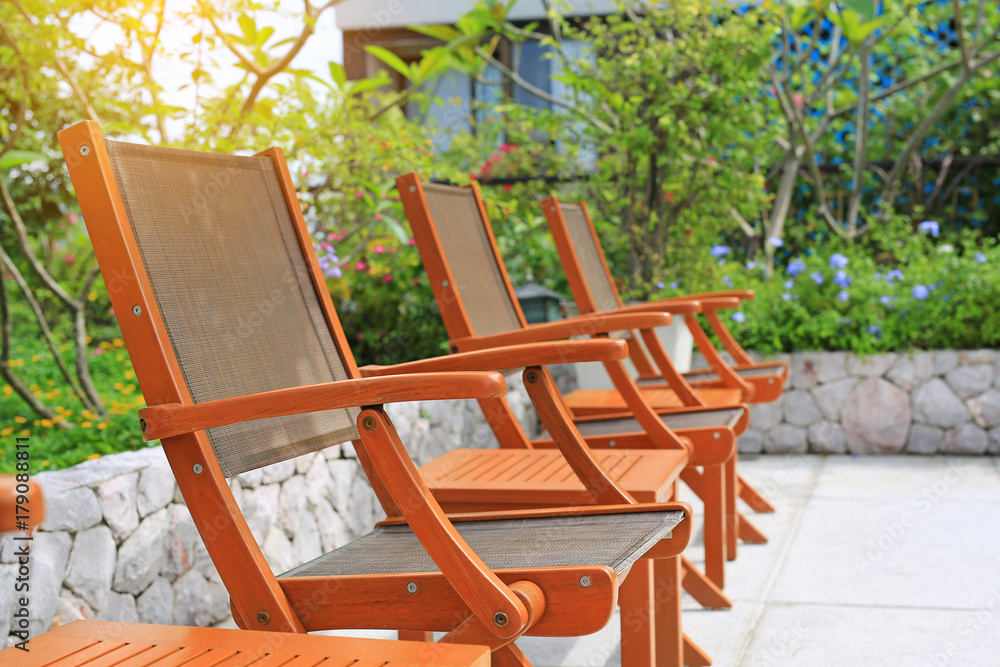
[665,290,754,302]
[138,372,506,441]
[449,312,672,352]
[615,299,703,316]
[359,339,628,377]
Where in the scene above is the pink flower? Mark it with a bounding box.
[793,93,804,107]
[382,274,393,283]
[64,254,75,264]
[354,261,367,271]
[68,214,78,224]
[331,232,344,241]
[503,184,512,192]
[388,247,396,254]
[412,278,421,285]
[407,238,416,246]
[499,144,519,153]
[301,170,309,178]
[375,213,383,221]
[374,245,385,254]
[354,190,363,199]
[109,306,115,316]
[92,348,104,356]
[357,332,364,341]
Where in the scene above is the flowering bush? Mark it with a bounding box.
[657,218,1000,354]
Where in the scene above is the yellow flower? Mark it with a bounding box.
[3,385,12,396]
[8,359,24,367]
[30,355,40,362]
[97,423,107,430]
[40,419,53,428]
[0,427,12,436]
[42,461,51,467]
[82,410,95,420]
[88,291,98,302]
[85,336,92,343]
[87,454,101,460]
[124,371,135,380]
[113,339,124,347]
[14,416,26,424]
[19,430,29,437]
[81,421,92,428]
[115,354,125,362]
[114,382,124,391]
[33,391,42,399]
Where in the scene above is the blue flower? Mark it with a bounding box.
[929,283,940,290]
[868,325,882,339]
[912,284,930,300]
[782,292,792,301]
[837,290,850,302]
[656,281,665,289]
[670,281,679,289]
[975,252,987,264]
[884,269,904,283]
[829,253,849,269]
[723,275,733,288]
[746,261,757,270]
[710,245,730,258]
[879,295,891,305]
[787,258,806,277]
[784,280,795,289]
[833,270,851,288]
[767,237,783,248]
[918,220,940,237]
[731,311,746,323]
[810,272,824,285]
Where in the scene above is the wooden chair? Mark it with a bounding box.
[542,197,785,517]
[396,172,753,599]
[0,475,44,534]
[59,121,695,667]
[1,620,490,667]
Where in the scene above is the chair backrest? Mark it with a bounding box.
[81,133,360,477]
[543,198,624,314]
[398,175,528,340]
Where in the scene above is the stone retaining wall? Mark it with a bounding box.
[728,350,1000,455]
[0,376,536,645]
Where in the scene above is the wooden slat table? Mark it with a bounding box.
[1,620,490,667]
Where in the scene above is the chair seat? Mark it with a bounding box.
[420,448,686,507]
[281,511,684,578]
[563,387,744,415]
[544,407,744,438]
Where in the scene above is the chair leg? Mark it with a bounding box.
[619,559,655,667]
[652,557,684,667]
[738,475,776,513]
[739,514,768,544]
[726,456,738,561]
[681,557,732,610]
[684,634,713,666]
[701,465,727,589]
[492,643,533,667]
[398,630,434,641]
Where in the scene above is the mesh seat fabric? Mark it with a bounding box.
[282,511,683,578]
[540,408,744,438]
[559,204,621,312]
[105,141,359,476]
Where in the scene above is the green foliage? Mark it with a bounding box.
[657,213,1000,353]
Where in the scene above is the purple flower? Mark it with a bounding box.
[782,292,792,301]
[710,245,730,258]
[975,252,987,264]
[833,270,851,288]
[912,285,930,300]
[784,280,795,289]
[723,275,733,288]
[918,220,940,237]
[767,237,783,248]
[810,272,824,285]
[879,295,891,305]
[324,266,342,278]
[670,281,679,289]
[868,325,882,339]
[829,253,849,269]
[884,269,904,283]
[656,281,665,289]
[837,290,850,302]
[731,311,746,323]
[787,258,806,277]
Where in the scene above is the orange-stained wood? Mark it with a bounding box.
[376,501,692,527]
[441,581,546,651]
[0,620,490,667]
[138,371,506,441]
[0,475,44,533]
[522,367,633,506]
[360,339,628,377]
[356,408,528,640]
[280,566,618,637]
[448,311,672,353]
[57,121,305,634]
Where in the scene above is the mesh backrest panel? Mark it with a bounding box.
[422,184,522,336]
[105,141,359,477]
[560,204,621,311]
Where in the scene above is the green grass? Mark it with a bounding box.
[0,336,154,473]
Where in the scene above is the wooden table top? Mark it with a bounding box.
[1,620,490,667]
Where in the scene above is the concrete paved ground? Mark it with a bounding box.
[320,455,1000,666]
[515,455,1000,667]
